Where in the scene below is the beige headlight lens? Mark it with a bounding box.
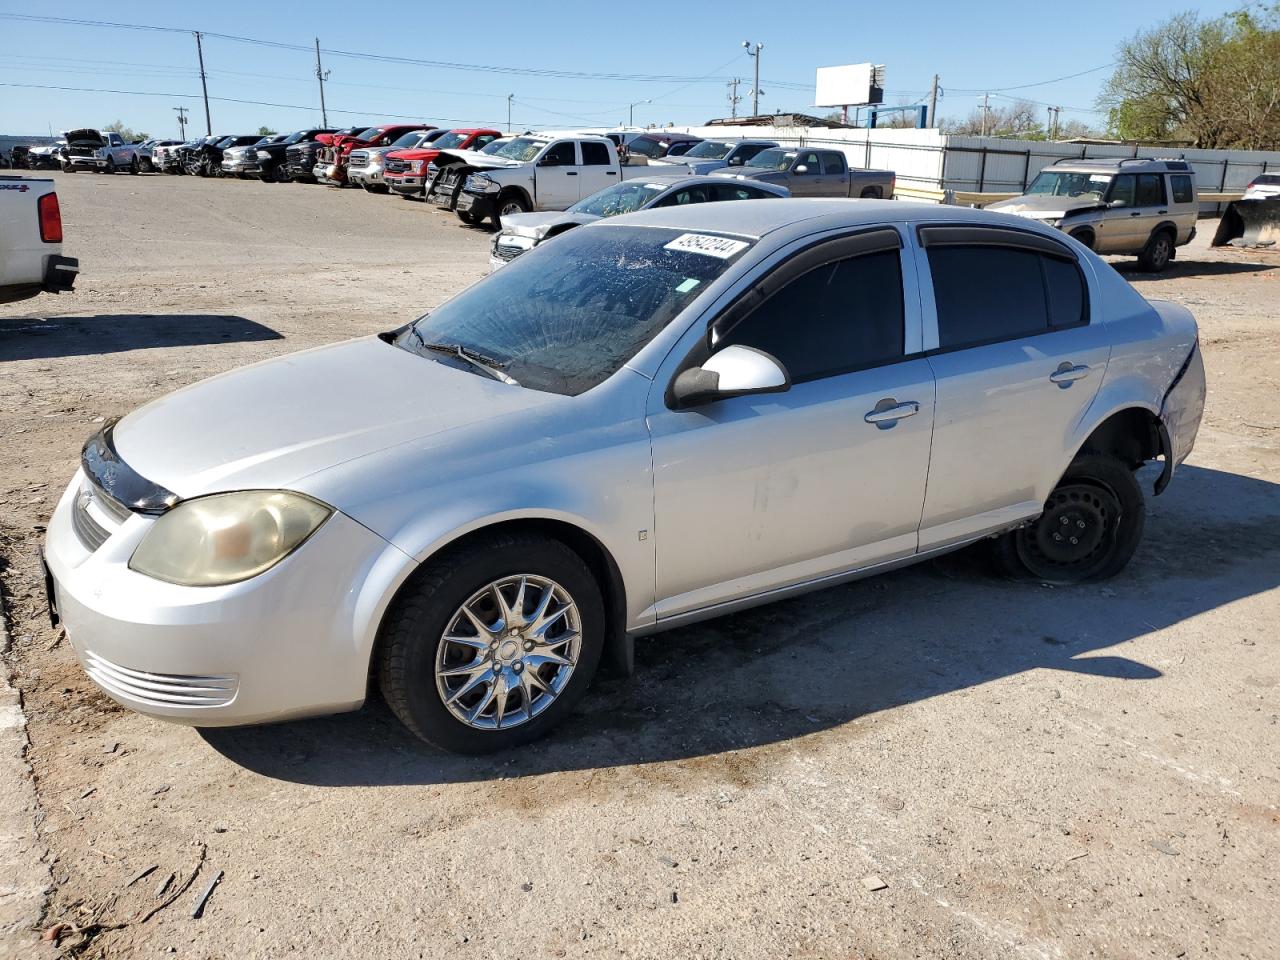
[129,491,332,586]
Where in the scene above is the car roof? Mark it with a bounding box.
[1044,157,1193,175]
[601,197,1061,240]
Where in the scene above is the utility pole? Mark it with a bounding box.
[743,41,763,117]
[193,32,211,135]
[980,92,990,137]
[173,106,188,139]
[314,39,330,127]
[507,93,514,133]
[928,74,939,129]
[727,78,742,119]
[629,98,651,127]
[1047,105,1061,140]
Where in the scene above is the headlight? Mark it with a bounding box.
[257,150,272,160]
[416,160,429,173]
[129,491,332,587]
[467,174,499,193]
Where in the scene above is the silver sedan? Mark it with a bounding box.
[44,200,1205,753]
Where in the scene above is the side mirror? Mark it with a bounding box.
[1108,199,1127,208]
[728,155,744,166]
[671,345,791,409]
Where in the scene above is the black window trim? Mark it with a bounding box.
[917,223,1091,355]
[664,226,908,407]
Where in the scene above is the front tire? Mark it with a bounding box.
[129,156,140,175]
[377,533,606,754]
[491,192,530,227]
[994,454,1145,583]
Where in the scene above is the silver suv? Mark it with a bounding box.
[989,158,1199,271]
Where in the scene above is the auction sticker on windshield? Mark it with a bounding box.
[664,234,750,259]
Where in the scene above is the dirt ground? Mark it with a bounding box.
[1,171,1277,960]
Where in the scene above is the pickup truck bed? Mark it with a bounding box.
[1,177,78,304]
[711,147,895,199]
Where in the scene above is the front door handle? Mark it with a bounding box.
[1049,362,1091,387]
[1129,211,1142,217]
[566,171,578,176]
[864,399,920,428]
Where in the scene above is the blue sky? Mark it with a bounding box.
[0,1,1239,139]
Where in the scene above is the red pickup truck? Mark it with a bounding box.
[313,123,434,186]
[384,128,501,199]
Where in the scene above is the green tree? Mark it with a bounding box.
[103,119,149,142]
[1100,6,1280,148]
[257,126,277,136]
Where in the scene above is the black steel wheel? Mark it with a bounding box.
[994,454,1145,584]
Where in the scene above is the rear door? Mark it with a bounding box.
[821,151,853,197]
[578,141,616,197]
[533,141,582,208]
[914,225,1111,550]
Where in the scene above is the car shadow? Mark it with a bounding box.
[201,463,1280,786]
[0,314,281,361]
[1113,259,1276,280]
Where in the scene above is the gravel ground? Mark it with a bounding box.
[1,171,1277,960]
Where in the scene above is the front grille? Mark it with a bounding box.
[71,480,131,552]
[386,158,412,174]
[348,151,369,167]
[82,651,238,708]
[493,243,524,262]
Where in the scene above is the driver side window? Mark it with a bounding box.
[715,249,905,383]
[540,141,577,166]
[795,152,821,173]
[1109,174,1136,206]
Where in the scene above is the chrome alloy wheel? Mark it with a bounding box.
[434,575,582,731]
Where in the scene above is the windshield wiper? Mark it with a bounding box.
[409,331,520,386]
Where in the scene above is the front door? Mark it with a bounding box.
[533,140,582,209]
[648,230,935,619]
[914,226,1112,549]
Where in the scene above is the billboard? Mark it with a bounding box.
[815,64,885,107]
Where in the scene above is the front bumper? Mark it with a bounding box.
[388,175,426,196]
[348,167,384,186]
[221,159,261,175]
[66,156,109,170]
[44,473,408,726]
[455,190,495,219]
[312,162,345,185]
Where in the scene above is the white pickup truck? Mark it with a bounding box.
[0,177,78,303]
[62,129,140,174]
[427,134,691,225]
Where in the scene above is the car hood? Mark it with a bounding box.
[497,211,598,239]
[110,337,559,501]
[986,194,1106,218]
[436,149,523,169]
[63,129,105,147]
[387,147,442,162]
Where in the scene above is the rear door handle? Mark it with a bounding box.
[566,171,578,176]
[1049,362,1090,386]
[864,399,920,427]
[1129,211,1142,217]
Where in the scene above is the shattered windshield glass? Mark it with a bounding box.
[494,138,546,162]
[397,226,753,395]
[569,182,667,217]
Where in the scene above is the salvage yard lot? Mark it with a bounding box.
[1,171,1278,959]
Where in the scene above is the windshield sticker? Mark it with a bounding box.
[1089,174,1111,182]
[664,234,750,259]
[675,278,702,294]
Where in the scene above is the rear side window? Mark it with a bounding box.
[1136,173,1166,205]
[718,250,905,382]
[1170,174,1194,203]
[821,152,847,175]
[928,245,1087,349]
[581,141,612,165]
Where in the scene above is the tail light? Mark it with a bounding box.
[38,192,63,244]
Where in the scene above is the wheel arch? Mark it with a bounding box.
[498,185,533,210]
[363,513,633,693]
[1061,401,1173,495]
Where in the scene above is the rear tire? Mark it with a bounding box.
[1138,229,1174,272]
[377,533,606,754]
[993,454,1145,584]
